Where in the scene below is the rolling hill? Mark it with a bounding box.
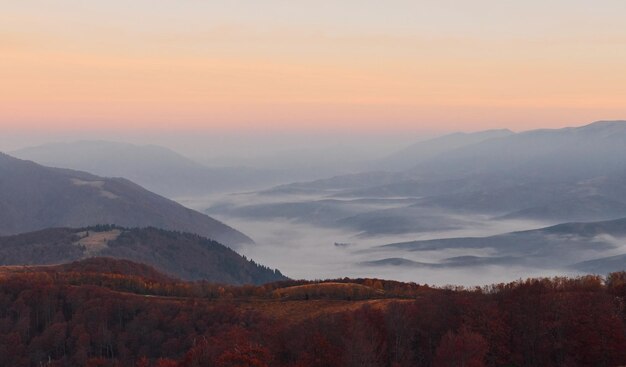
[0,226,284,284]
[0,152,252,247]
[371,217,626,271]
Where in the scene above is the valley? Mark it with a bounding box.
[190,121,626,285]
[5,2,626,365]
[6,121,626,287]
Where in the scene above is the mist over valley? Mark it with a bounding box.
[5,2,626,364]
[4,120,626,287]
[173,120,626,285]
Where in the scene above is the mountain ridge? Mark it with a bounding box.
[11,140,287,197]
[0,152,252,246]
[375,128,515,171]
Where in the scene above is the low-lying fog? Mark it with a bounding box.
[179,193,584,287]
[8,123,626,286]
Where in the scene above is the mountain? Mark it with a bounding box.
[0,152,252,246]
[0,226,284,284]
[341,120,626,191]
[260,129,514,195]
[399,121,626,222]
[273,121,626,224]
[205,122,626,243]
[409,120,626,181]
[375,129,514,171]
[371,217,626,271]
[12,140,286,197]
[265,121,626,198]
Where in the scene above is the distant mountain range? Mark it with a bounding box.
[0,226,285,284]
[249,121,626,231]
[0,152,252,247]
[374,129,514,171]
[5,120,626,281]
[12,140,288,197]
[409,120,626,180]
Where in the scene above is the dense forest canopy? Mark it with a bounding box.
[0,258,625,367]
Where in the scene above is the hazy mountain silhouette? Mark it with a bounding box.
[374,129,514,171]
[408,120,626,181]
[253,121,626,229]
[12,140,286,197]
[0,152,252,246]
[269,121,626,191]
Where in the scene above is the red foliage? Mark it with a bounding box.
[433,326,489,367]
[1,264,625,367]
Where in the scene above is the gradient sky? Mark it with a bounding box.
[2,0,626,133]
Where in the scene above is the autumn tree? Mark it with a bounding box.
[433,326,488,367]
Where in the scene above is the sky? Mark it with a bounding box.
[2,0,626,135]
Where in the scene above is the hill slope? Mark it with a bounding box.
[376,129,514,171]
[0,226,284,284]
[373,217,626,271]
[0,152,252,246]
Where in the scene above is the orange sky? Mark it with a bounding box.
[2,1,626,133]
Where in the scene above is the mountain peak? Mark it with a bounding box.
[578,120,626,131]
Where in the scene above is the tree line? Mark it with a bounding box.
[0,263,625,366]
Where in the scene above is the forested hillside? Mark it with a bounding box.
[0,259,624,367]
[0,226,284,285]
